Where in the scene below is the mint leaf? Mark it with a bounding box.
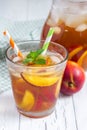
[23,58,33,64]
[27,49,44,60]
[23,48,46,65]
[34,58,46,64]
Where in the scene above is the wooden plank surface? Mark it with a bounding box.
[0,90,78,130]
[0,0,52,21]
[72,73,87,130]
[0,90,19,130]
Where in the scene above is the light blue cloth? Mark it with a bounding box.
[0,18,45,59]
[0,18,45,93]
[0,58,11,93]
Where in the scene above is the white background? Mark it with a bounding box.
[0,0,52,21]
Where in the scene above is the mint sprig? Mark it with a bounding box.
[34,58,46,64]
[23,48,46,65]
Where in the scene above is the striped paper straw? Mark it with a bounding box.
[3,30,23,58]
[42,28,54,55]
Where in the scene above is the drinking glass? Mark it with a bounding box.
[6,40,68,118]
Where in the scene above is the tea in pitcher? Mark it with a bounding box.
[41,0,87,70]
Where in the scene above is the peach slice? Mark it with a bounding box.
[77,50,87,67]
[21,72,58,87]
[20,90,35,111]
[69,46,83,60]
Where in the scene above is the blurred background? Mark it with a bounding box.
[0,0,52,21]
[0,0,52,58]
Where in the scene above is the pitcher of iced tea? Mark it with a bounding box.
[41,0,87,70]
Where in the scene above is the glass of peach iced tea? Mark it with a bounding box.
[6,40,68,118]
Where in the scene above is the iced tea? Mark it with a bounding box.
[6,40,68,118]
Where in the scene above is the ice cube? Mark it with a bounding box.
[51,8,60,24]
[13,57,21,62]
[47,18,61,35]
[47,18,55,26]
[75,24,87,32]
[50,55,63,63]
[65,14,86,28]
[47,8,61,26]
[53,26,61,34]
[51,56,60,63]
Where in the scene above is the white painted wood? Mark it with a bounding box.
[72,72,87,130]
[58,94,77,130]
[0,90,77,130]
[0,0,52,21]
[0,90,19,130]
[0,0,28,21]
[27,0,52,21]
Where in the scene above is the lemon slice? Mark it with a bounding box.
[20,90,35,111]
[77,50,87,66]
[69,46,83,60]
[21,73,58,87]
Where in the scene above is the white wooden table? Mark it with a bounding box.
[0,0,87,129]
[0,71,87,130]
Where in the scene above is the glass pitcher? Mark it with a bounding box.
[41,0,87,70]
